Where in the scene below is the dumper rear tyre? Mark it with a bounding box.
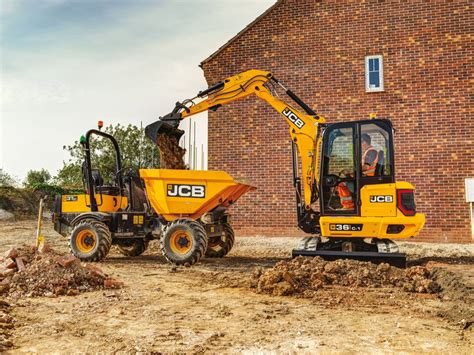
[205,223,235,258]
[69,219,112,262]
[117,239,149,257]
[161,219,208,266]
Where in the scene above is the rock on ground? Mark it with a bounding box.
[0,300,13,351]
[0,244,123,298]
[0,209,14,221]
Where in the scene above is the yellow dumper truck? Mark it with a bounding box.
[52,125,254,266]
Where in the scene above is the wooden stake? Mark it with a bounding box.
[36,198,45,249]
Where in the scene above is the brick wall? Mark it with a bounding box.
[201,0,473,243]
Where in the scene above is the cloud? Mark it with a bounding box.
[0,0,276,177]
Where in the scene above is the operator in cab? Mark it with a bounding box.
[337,133,379,210]
[361,133,378,177]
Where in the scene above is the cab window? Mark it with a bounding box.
[325,127,354,176]
[360,123,392,177]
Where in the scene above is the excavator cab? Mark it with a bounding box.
[320,119,395,215]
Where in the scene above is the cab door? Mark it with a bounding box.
[358,120,396,217]
[320,123,358,216]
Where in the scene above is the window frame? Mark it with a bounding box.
[365,55,384,92]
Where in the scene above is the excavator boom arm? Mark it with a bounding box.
[147,69,326,217]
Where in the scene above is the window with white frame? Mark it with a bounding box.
[365,55,384,92]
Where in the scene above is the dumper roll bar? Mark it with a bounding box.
[83,129,123,212]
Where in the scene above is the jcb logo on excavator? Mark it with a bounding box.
[282,107,305,129]
[167,184,205,198]
[370,195,393,203]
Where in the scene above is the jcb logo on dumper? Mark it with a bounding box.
[282,107,305,129]
[370,195,393,203]
[167,184,205,198]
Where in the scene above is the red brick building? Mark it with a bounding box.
[200,0,473,243]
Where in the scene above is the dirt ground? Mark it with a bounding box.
[1,220,473,353]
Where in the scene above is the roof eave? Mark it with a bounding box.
[199,0,284,68]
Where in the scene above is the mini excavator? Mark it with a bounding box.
[145,69,426,267]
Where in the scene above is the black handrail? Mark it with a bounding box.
[84,129,123,212]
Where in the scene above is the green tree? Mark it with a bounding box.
[55,123,161,187]
[0,169,18,187]
[24,169,51,187]
[53,163,83,187]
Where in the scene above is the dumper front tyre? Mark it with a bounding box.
[205,223,235,258]
[69,219,112,262]
[161,219,208,266]
[117,239,149,257]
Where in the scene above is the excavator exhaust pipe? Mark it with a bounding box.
[145,120,184,143]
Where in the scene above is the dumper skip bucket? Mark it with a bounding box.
[139,169,255,221]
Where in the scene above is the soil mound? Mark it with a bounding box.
[0,245,123,298]
[0,300,13,351]
[430,267,473,328]
[251,256,440,297]
[156,134,186,169]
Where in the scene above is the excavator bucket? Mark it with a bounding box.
[145,120,184,143]
[139,169,255,221]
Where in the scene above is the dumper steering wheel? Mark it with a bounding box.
[114,167,135,185]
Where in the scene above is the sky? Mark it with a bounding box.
[0,0,275,180]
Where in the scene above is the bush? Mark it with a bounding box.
[0,184,85,218]
[0,186,40,217]
[25,169,51,187]
[30,183,83,197]
[0,169,18,187]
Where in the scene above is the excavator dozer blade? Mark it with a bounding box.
[291,237,407,268]
[291,249,407,268]
[145,120,184,143]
